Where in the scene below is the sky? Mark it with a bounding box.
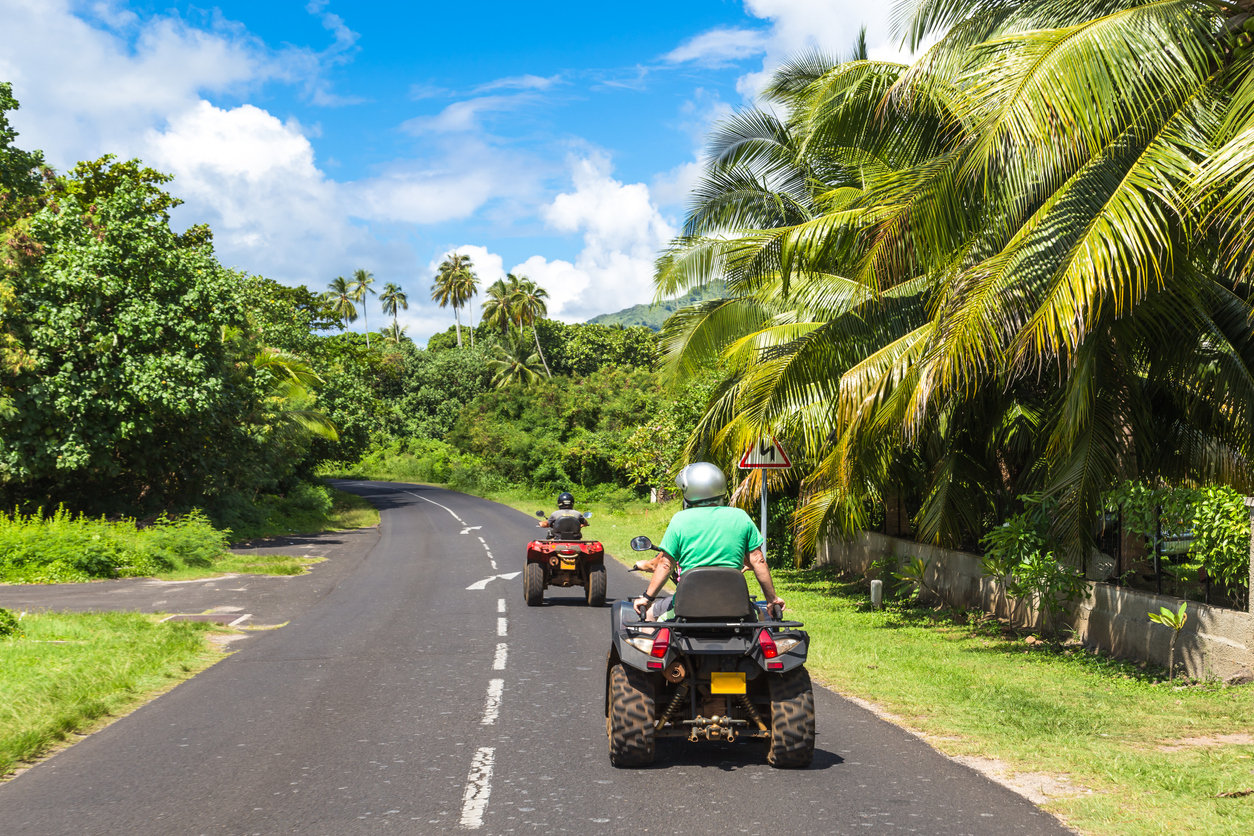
[0,0,919,343]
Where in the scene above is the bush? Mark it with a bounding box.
[0,608,20,638]
[0,508,228,584]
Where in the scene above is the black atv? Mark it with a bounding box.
[604,535,815,768]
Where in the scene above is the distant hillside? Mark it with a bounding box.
[586,282,726,331]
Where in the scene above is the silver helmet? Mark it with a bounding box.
[675,462,727,506]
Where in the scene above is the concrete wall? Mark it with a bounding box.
[818,532,1254,681]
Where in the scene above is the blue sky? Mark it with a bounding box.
[1,0,914,342]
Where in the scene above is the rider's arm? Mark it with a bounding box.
[633,553,674,615]
[747,548,785,613]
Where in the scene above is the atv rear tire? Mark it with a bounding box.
[608,664,655,767]
[767,667,815,768]
[586,565,606,607]
[523,562,544,607]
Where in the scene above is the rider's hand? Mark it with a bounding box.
[633,596,652,618]
[767,597,786,619]
[631,560,649,572]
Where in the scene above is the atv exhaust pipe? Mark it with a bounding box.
[663,661,686,683]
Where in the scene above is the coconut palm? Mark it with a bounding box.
[347,269,377,348]
[431,253,479,348]
[380,322,408,345]
[379,282,408,332]
[323,276,358,330]
[481,274,522,334]
[654,1,1254,561]
[513,276,552,378]
[488,328,544,388]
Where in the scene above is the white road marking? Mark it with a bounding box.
[497,617,507,637]
[490,559,498,570]
[482,542,490,551]
[461,526,482,535]
[458,747,496,829]
[497,598,506,613]
[403,491,466,524]
[493,643,507,670]
[466,572,521,591]
[477,536,485,543]
[481,678,504,725]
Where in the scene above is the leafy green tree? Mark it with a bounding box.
[0,82,45,227]
[481,274,520,334]
[0,157,254,512]
[535,320,657,377]
[348,268,376,348]
[323,276,358,330]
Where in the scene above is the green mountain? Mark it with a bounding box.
[585,282,726,331]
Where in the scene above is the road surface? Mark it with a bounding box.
[0,482,1072,835]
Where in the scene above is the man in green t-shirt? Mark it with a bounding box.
[633,462,785,620]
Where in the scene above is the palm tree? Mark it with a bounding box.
[652,2,1254,561]
[380,322,408,345]
[488,328,543,388]
[348,269,377,348]
[431,252,479,348]
[379,282,408,332]
[481,275,521,335]
[513,276,552,378]
[323,276,358,330]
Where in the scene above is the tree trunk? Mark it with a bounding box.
[1168,633,1177,681]
[455,307,463,348]
[363,306,370,349]
[533,325,551,378]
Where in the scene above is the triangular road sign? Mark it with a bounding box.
[738,437,792,469]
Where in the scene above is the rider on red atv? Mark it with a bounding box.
[538,491,589,540]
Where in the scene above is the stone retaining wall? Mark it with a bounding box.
[817,532,1254,681]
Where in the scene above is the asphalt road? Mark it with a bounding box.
[0,482,1073,835]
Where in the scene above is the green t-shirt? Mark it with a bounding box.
[659,506,764,572]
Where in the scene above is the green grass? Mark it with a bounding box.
[0,610,223,777]
[482,488,1254,834]
[152,553,325,581]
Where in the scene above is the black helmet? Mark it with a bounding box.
[557,492,575,509]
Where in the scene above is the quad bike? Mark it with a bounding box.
[604,535,815,769]
[523,510,606,607]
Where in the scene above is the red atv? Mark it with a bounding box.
[524,510,606,607]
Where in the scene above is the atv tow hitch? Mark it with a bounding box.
[684,715,751,742]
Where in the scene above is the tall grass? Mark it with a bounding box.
[0,611,219,775]
[0,509,228,584]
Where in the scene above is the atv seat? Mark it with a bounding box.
[672,567,755,621]
[548,513,583,541]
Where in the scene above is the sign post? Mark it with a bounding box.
[738,438,792,562]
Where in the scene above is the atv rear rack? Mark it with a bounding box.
[620,619,804,632]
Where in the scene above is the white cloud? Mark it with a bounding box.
[511,153,676,322]
[401,94,538,134]
[475,73,561,93]
[664,27,768,66]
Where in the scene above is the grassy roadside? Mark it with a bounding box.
[476,488,1254,835]
[0,611,226,777]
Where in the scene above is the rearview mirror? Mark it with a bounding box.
[583,512,593,520]
[535,510,546,518]
[630,535,655,552]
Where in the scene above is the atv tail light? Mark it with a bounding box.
[774,636,801,655]
[647,661,664,670]
[757,629,778,659]
[651,628,671,658]
[767,661,784,671]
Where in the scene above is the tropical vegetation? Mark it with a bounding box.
[653,0,1254,577]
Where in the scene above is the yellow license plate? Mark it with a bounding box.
[710,672,746,695]
[560,559,578,570]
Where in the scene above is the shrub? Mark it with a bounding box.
[0,608,20,638]
[0,508,227,584]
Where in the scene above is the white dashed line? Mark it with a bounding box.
[493,643,507,670]
[497,598,506,613]
[481,678,504,725]
[477,536,485,543]
[497,617,507,637]
[458,747,496,829]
